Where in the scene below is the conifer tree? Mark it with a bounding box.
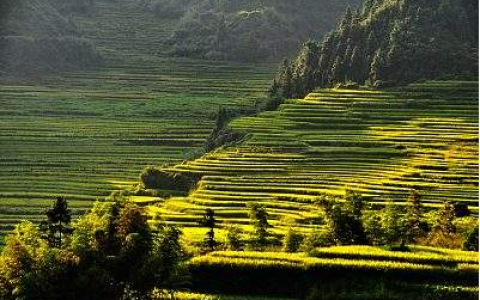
[280,59,294,98]
[369,48,385,85]
[350,45,366,84]
[200,208,216,252]
[248,203,269,247]
[405,190,426,243]
[434,202,456,235]
[331,56,345,84]
[40,196,73,248]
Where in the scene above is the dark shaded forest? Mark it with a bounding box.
[273,0,479,98]
[0,0,101,79]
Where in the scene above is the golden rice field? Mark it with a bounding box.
[143,81,478,240]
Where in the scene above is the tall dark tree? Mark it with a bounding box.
[318,191,368,245]
[295,41,321,94]
[280,59,294,99]
[248,203,269,247]
[405,190,426,243]
[199,208,216,252]
[40,196,73,248]
[330,55,345,84]
[350,45,366,84]
[369,48,385,85]
[434,202,457,235]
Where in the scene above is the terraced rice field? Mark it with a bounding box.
[188,246,478,298]
[0,0,274,237]
[147,81,478,239]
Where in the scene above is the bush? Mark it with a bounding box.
[224,224,243,251]
[302,230,335,251]
[453,202,470,217]
[317,191,368,246]
[283,228,303,253]
[139,166,196,191]
[463,225,479,251]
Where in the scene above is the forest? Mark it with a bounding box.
[0,0,478,299]
[273,0,478,98]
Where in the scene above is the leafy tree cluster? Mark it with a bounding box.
[0,197,186,300]
[274,0,478,97]
[315,190,470,249]
[139,166,196,191]
[205,107,245,152]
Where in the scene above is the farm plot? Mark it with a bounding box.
[150,81,478,238]
[188,246,479,298]
[0,0,274,238]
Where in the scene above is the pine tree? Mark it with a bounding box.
[199,208,216,252]
[40,196,73,248]
[343,43,353,81]
[331,55,345,84]
[369,48,385,85]
[405,190,426,243]
[248,203,269,248]
[381,203,406,245]
[215,107,228,131]
[280,60,294,98]
[350,45,366,84]
[434,202,456,234]
[296,41,321,93]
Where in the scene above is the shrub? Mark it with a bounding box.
[463,225,479,251]
[453,202,471,217]
[139,166,195,191]
[302,230,335,251]
[224,224,243,251]
[247,203,269,248]
[283,228,303,253]
[317,191,368,245]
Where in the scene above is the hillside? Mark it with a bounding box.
[274,0,479,98]
[135,81,479,241]
[166,0,363,61]
[0,0,101,79]
[0,0,275,239]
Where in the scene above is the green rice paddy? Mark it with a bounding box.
[0,0,274,237]
[145,81,478,240]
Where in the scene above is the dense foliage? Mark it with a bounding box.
[0,198,186,300]
[165,0,362,61]
[274,0,479,97]
[0,0,102,79]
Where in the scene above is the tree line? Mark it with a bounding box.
[0,189,477,299]
[272,0,478,99]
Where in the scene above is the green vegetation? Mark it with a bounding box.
[0,198,187,300]
[0,0,478,298]
[0,0,102,78]
[274,0,478,97]
[144,81,478,242]
[0,0,274,240]
[189,249,478,298]
[166,0,362,61]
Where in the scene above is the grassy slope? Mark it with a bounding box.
[141,81,478,241]
[0,0,275,236]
